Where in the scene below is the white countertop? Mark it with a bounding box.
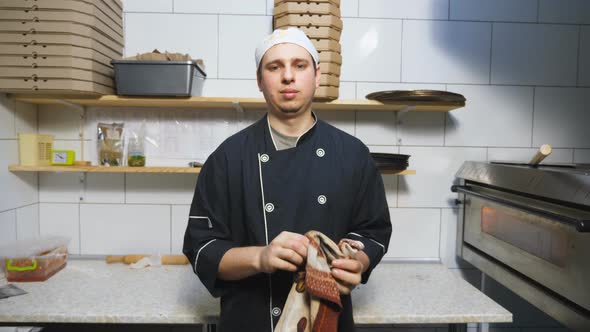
[0,260,511,325]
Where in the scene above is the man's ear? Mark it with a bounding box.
[257,72,263,92]
[315,64,321,88]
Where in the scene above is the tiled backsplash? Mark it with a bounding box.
[1,0,588,331]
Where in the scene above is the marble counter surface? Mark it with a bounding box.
[0,260,511,325]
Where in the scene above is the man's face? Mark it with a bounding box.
[257,43,320,116]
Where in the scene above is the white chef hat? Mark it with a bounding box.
[255,27,319,70]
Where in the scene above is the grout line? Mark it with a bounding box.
[489,23,494,85]
[12,96,17,138]
[0,202,40,214]
[217,14,220,79]
[572,149,576,163]
[170,205,173,254]
[576,25,582,87]
[443,84,448,146]
[78,202,82,255]
[448,0,451,20]
[357,0,360,17]
[172,0,174,13]
[531,87,536,147]
[399,20,404,82]
[13,209,18,240]
[485,147,489,161]
[438,208,443,262]
[124,174,127,204]
[536,0,541,23]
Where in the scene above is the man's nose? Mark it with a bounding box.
[282,66,294,83]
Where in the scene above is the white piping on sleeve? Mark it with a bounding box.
[194,239,217,273]
[347,232,386,254]
[189,216,212,228]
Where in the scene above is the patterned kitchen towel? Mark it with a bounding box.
[275,230,364,332]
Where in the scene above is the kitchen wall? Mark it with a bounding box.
[0,96,39,244]
[2,0,589,331]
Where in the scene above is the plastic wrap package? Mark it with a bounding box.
[97,122,124,166]
[0,236,70,282]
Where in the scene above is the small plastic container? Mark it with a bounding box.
[5,245,68,282]
[18,133,54,166]
[0,236,70,282]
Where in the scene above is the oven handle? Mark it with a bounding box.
[451,185,590,233]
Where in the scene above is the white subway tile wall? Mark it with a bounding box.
[402,20,492,84]
[0,0,587,329]
[444,85,534,147]
[340,18,403,82]
[538,0,590,24]
[491,24,579,86]
[533,88,590,148]
[15,204,39,240]
[450,0,538,22]
[385,208,441,259]
[171,205,190,254]
[580,27,590,86]
[359,0,449,20]
[39,203,80,254]
[80,204,170,255]
[0,210,17,242]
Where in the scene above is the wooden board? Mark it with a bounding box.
[13,95,466,112]
[9,165,416,175]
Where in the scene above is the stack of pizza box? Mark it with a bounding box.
[274,0,342,100]
[0,0,124,95]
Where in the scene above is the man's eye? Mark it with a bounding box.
[296,64,306,69]
[268,65,279,71]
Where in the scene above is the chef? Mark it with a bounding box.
[183,27,392,331]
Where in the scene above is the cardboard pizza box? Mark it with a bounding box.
[274,2,340,17]
[318,50,342,64]
[310,39,341,52]
[0,44,118,68]
[319,73,339,87]
[0,9,123,39]
[0,77,114,95]
[0,36,122,62]
[0,0,122,29]
[319,62,341,77]
[275,24,341,40]
[0,54,113,72]
[0,21,124,49]
[314,85,339,100]
[275,0,340,7]
[0,32,123,56]
[275,14,343,30]
[0,67,114,87]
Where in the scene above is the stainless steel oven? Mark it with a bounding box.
[453,161,590,332]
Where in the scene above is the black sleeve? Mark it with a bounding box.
[346,147,392,284]
[183,149,237,297]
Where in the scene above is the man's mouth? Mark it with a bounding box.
[280,89,298,100]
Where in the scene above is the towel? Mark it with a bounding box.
[275,230,364,332]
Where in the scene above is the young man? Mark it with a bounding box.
[183,27,391,331]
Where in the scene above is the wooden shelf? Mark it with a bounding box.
[14,95,464,112]
[9,165,416,175]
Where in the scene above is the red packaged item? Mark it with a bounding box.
[0,236,69,282]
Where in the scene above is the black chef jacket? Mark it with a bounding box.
[183,114,392,332]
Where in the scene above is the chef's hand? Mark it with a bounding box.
[331,258,363,295]
[257,231,309,273]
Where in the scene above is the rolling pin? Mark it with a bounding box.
[106,254,189,265]
[529,144,552,166]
